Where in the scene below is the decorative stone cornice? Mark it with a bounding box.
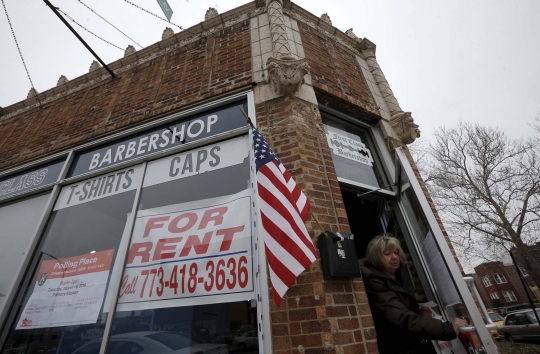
[27,88,38,98]
[389,112,421,144]
[345,28,360,41]
[320,13,332,25]
[267,56,310,96]
[124,45,136,57]
[359,38,376,58]
[205,7,218,20]
[56,75,69,86]
[89,60,101,72]
[162,27,174,40]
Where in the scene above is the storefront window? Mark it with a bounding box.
[1,166,142,354]
[107,136,259,354]
[0,193,51,312]
[323,117,388,189]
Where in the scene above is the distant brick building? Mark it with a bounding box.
[0,1,497,353]
[473,247,540,309]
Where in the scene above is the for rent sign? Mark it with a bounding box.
[117,190,253,311]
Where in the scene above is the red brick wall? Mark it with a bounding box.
[297,22,378,117]
[256,96,377,354]
[475,262,530,306]
[0,22,252,172]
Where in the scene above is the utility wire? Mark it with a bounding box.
[121,0,183,30]
[2,0,42,107]
[77,0,143,49]
[56,7,124,51]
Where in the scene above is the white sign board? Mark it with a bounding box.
[117,190,254,312]
[326,131,374,166]
[422,232,461,307]
[17,249,114,329]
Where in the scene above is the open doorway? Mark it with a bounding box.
[341,187,431,303]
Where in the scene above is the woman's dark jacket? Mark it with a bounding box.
[359,259,456,354]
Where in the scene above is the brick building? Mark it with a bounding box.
[473,246,540,309]
[0,1,497,353]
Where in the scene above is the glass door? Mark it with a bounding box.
[394,147,498,354]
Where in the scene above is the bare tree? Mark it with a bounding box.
[426,122,540,286]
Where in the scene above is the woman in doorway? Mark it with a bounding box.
[359,234,467,354]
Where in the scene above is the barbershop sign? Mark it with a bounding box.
[326,131,374,166]
[69,102,248,177]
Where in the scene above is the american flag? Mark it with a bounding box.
[252,127,317,307]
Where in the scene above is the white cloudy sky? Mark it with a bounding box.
[1,0,539,141]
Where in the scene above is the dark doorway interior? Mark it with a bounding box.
[340,189,394,259]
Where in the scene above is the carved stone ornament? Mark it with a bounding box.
[56,75,69,86]
[27,88,39,99]
[162,27,174,40]
[267,56,310,96]
[89,60,101,72]
[345,28,359,41]
[320,13,332,25]
[124,45,136,57]
[390,111,421,144]
[205,7,218,21]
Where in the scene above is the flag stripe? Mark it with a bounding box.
[258,182,317,257]
[265,245,298,290]
[261,213,313,270]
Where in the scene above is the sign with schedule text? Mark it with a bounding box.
[117,190,254,311]
[16,249,114,329]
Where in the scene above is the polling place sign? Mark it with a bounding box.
[17,249,114,329]
[117,190,253,311]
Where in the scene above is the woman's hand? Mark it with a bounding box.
[451,318,469,335]
[420,307,432,318]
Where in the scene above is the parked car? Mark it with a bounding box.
[71,331,228,354]
[498,309,540,342]
[232,331,258,349]
[499,303,539,317]
[487,312,504,340]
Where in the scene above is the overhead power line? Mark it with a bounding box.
[77,0,143,49]
[121,0,183,30]
[2,0,42,107]
[56,7,124,51]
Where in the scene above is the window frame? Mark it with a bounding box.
[0,92,268,354]
[502,290,517,302]
[493,273,507,284]
[519,266,529,276]
[482,276,493,287]
[489,292,499,300]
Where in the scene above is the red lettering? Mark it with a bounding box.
[216,226,245,251]
[153,237,183,261]
[179,231,213,257]
[168,212,197,233]
[127,242,153,264]
[143,216,170,238]
[198,207,228,229]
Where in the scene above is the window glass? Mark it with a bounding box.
[493,273,507,284]
[323,117,388,189]
[490,293,499,300]
[525,310,540,323]
[108,136,259,353]
[0,193,50,311]
[506,315,516,325]
[502,290,517,302]
[1,166,142,354]
[482,276,492,287]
